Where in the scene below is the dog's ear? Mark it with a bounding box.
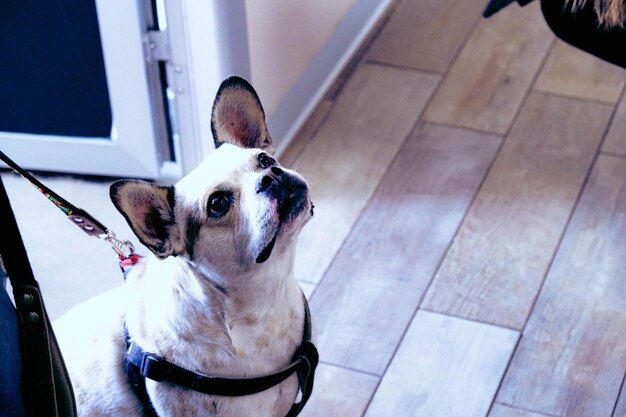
[110,180,179,259]
[211,76,274,153]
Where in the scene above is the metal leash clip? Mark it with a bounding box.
[103,231,135,260]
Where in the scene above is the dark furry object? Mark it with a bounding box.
[568,0,625,27]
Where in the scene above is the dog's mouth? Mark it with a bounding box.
[256,231,278,263]
[278,185,309,223]
[255,176,311,264]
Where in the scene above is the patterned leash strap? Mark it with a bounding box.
[0,149,134,260]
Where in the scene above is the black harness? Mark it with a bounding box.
[123,294,318,417]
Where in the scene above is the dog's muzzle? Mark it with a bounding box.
[256,166,310,223]
[254,166,311,264]
[254,166,309,264]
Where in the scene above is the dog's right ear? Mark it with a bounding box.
[109,180,179,259]
[211,76,274,153]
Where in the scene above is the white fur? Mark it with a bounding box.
[54,144,314,417]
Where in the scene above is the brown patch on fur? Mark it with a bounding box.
[158,346,175,361]
[179,331,194,342]
[243,314,258,326]
[256,335,270,349]
[568,0,625,27]
[231,296,246,313]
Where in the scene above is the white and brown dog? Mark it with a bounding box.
[54,77,317,417]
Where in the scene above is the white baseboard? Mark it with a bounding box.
[269,0,394,157]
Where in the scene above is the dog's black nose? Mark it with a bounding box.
[256,166,284,193]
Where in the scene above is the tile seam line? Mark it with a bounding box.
[317,360,382,379]
[339,8,492,414]
[306,67,442,300]
[518,69,625,333]
[501,36,557,138]
[494,60,626,417]
[312,72,447,417]
[600,151,626,160]
[325,2,400,102]
[610,370,626,416]
[485,330,524,416]
[424,120,505,138]
[310,67,444,297]
[599,76,626,164]
[332,9,551,417]
[598,77,626,417]
[531,87,624,107]
[426,35,554,331]
[286,1,401,170]
[419,308,520,333]
[414,111,507,318]
[391,35,557,334]
[356,81,504,417]
[382,33,556,416]
[364,0,488,81]
[364,58,444,77]
[496,402,562,417]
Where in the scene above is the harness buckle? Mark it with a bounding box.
[139,352,169,382]
[293,341,319,397]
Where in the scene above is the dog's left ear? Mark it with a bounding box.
[211,76,274,153]
[110,180,180,259]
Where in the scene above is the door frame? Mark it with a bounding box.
[0,0,163,179]
[158,0,252,178]
[0,0,252,180]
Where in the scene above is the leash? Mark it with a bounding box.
[0,150,135,260]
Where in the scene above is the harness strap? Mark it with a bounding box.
[124,294,318,417]
[286,295,316,417]
[123,326,159,417]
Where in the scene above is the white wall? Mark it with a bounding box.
[245,0,358,116]
[248,0,393,154]
[178,0,392,171]
[172,0,252,174]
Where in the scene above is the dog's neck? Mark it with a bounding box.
[124,242,304,373]
[185,241,299,311]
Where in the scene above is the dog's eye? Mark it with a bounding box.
[258,152,276,169]
[207,192,231,217]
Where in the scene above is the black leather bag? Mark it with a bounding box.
[0,176,77,417]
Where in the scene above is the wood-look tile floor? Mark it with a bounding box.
[282,1,626,416]
[3,1,624,416]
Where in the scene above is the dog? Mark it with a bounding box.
[54,76,316,417]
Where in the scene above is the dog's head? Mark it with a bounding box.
[110,77,313,278]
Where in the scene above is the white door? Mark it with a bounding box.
[0,0,167,179]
